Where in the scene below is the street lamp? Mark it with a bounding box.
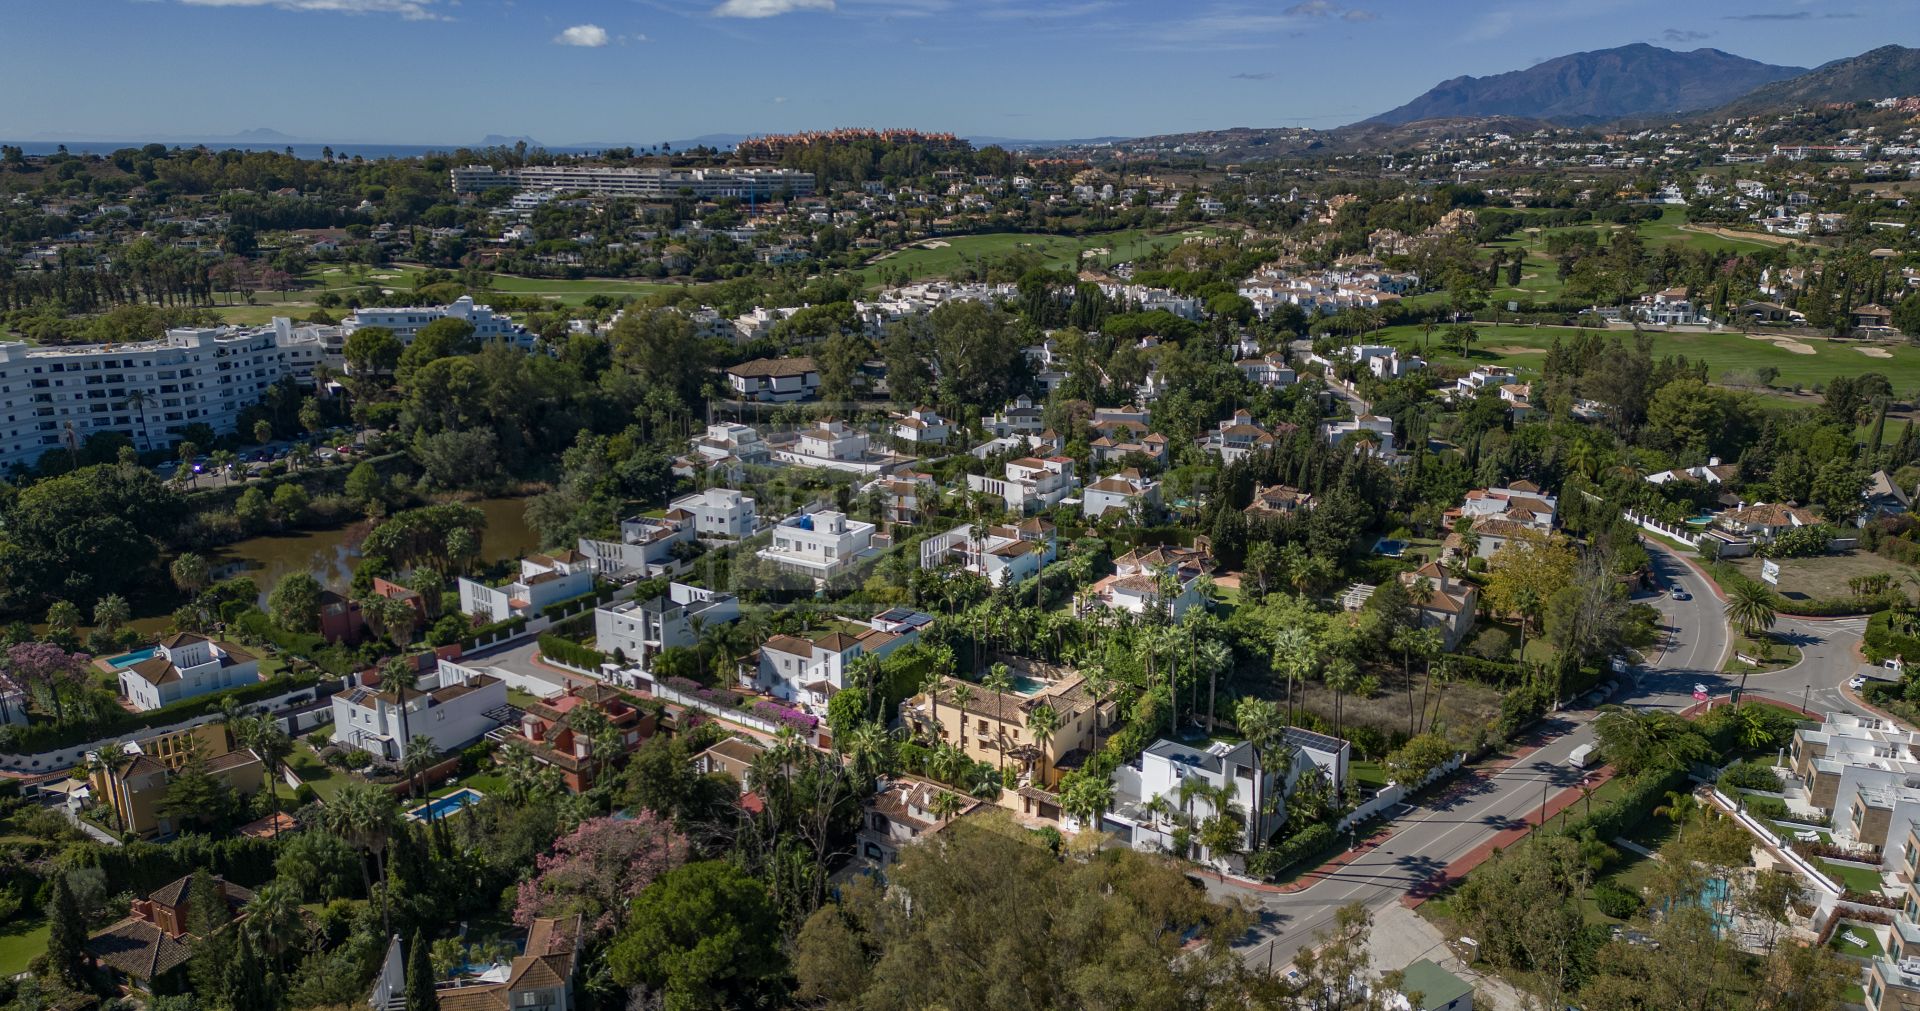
[1802,684,1811,714]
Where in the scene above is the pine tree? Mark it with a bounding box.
[44,873,85,985]
[405,930,437,1011]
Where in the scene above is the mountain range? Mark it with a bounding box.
[1366,44,1804,126]
[1717,44,1920,114]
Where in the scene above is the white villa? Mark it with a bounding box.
[742,610,929,711]
[967,456,1076,513]
[683,422,770,473]
[1083,468,1162,521]
[891,406,952,445]
[757,510,880,582]
[669,488,758,539]
[118,634,261,712]
[1082,542,1213,620]
[330,658,508,765]
[1197,410,1293,464]
[1104,729,1350,860]
[1323,415,1396,456]
[596,583,740,676]
[578,511,695,578]
[725,357,819,402]
[919,518,1058,587]
[457,551,595,623]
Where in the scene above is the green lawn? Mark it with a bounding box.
[1373,323,1920,392]
[864,226,1226,282]
[1724,634,1802,674]
[1816,857,1886,895]
[1828,920,1887,958]
[1350,760,1389,792]
[0,919,49,976]
[286,741,347,802]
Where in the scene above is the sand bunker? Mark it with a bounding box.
[1486,346,1547,355]
[1856,347,1894,359]
[1775,340,1815,354]
[918,240,951,249]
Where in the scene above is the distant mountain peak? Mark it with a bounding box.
[479,134,544,148]
[1366,44,1804,126]
[232,127,295,140]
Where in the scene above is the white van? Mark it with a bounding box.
[1568,744,1596,769]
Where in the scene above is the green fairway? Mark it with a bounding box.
[297,264,670,305]
[1481,208,1794,304]
[1373,323,1920,393]
[866,226,1226,281]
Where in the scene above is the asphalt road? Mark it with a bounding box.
[1223,540,1732,970]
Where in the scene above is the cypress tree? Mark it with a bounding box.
[44,873,85,985]
[405,930,437,1011]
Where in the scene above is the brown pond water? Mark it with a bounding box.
[212,497,542,603]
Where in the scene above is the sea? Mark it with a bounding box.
[4,141,605,161]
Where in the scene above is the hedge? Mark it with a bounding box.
[1718,761,1783,793]
[1557,764,1690,844]
[0,671,325,755]
[1248,822,1336,879]
[1740,794,1791,821]
[1865,610,1920,664]
[1594,881,1643,919]
[538,634,607,671]
[462,615,529,650]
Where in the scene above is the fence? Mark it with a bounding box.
[1712,786,1842,896]
[0,682,331,774]
[1624,509,1703,548]
[1336,753,1466,833]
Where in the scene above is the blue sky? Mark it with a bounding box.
[1,0,1909,145]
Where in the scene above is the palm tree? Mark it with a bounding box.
[1234,697,1288,851]
[1195,637,1231,733]
[322,780,401,936]
[1324,656,1360,741]
[1060,771,1113,830]
[1024,702,1061,781]
[1654,789,1699,836]
[401,740,440,803]
[1199,780,1247,861]
[380,657,421,775]
[983,664,1015,772]
[1274,627,1318,726]
[241,717,294,839]
[928,790,969,822]
[170,553,210,599]
[1394,627,1442,736]
[841,721,892,786]
[244,878,306,964]
[1725,579,1778,699]
[120,389,155,453]
[918,670,944,745]
[499,741,545,803]
[92,594,132,636]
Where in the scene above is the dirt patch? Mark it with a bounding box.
[1856,347,1895,359]
[1486,345,1548,355]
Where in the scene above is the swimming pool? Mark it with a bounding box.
[408,787,485,821]
[103,646,158,670]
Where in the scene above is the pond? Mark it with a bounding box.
[214,497,542,604]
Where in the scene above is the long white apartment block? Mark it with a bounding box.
[342,295,532,349]
[0,317,331,470]
[450,165,816,200]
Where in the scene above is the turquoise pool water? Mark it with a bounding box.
[103,646,158,670]
[408,787,484,821]
[1685,516,1715,527]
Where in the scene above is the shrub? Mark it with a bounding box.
[1250,822,1337,880]
[1593,881,1642,919]
[750,700,819,733]
[1718,761,1783,793]
[1740,794,1790,821]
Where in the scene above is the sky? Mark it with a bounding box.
[0,0,1912,146]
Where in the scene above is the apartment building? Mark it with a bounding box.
[457,550,595,622]
[117,634,261,712]
[330,659,508,765]
[0,318,330,470]
[668,487,759,539]
[757,510,879,582]
[596,582,740,673]
[578,510,695,577]
[342,295,532,349]
[967,455,1076,513]
[451,164,815,199]
[918,518,1058,587]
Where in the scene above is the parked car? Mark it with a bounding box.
[335,445,353,455]
[1850,675,1869,690]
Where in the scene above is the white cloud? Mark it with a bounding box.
[712,0,834,17]
[175,0,441,19]
[553,23,609,46]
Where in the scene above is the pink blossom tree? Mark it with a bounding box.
[513,813,690,938]
[7,642,90,724]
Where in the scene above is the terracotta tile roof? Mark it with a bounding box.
[813,632,862,653]
[727,356,817,378]
[159,633,207,648]
[762,634,815,657]
[125,657,180,686]
[87,917,192,981]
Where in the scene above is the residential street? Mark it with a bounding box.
[1217,540,1732,972]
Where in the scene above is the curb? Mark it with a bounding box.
[1402,766,1618,909]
